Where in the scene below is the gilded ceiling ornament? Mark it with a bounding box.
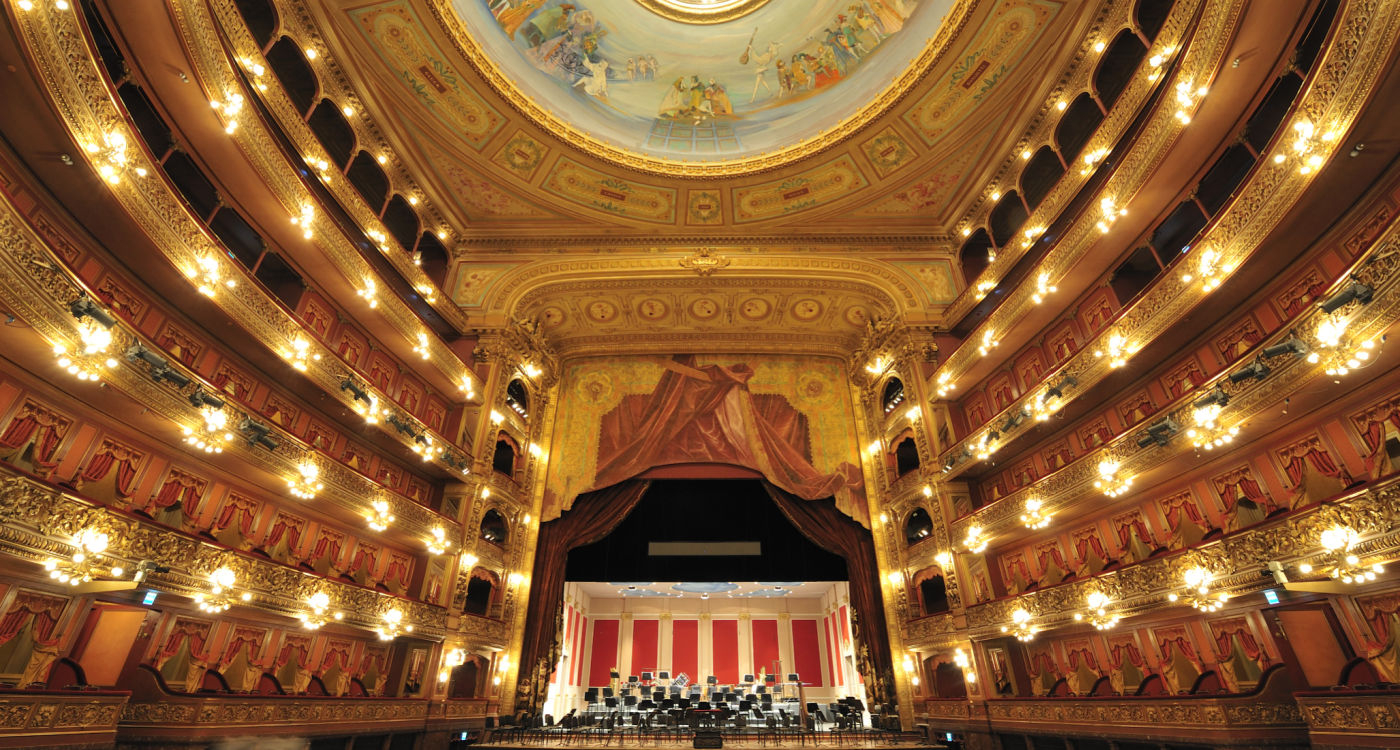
[633,0,772,24]
[679,247,730,276]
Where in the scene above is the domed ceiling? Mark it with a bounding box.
[451,0,955,165]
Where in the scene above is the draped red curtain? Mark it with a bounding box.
[1162,496,1204,529]
[1159,635,1197,662]
[82,442,142,496]
[0,414,38,448]
[216,500,255,533]
[1028,650,1057,677]
[223,629,263,663]
[1067,647,1097,670]
[264,515,302,550]
[762,483,894,705]
[1115,517,1151,547]
[81,452,115,484]
[518,479,652,710]
[312,532,343,562]
[384,554,410,587]
[1109,642,1143,669]
[1283,449,1343,485]
[1218,474,1266,511]
[1073,534,1106,561]
[1035,545,1066,572]
[553,356,866,525]
[0,594,66,644]
[163,621,209,659]
[278,640,309,667]
[1212,626,1262,660]
[151,476,200,511]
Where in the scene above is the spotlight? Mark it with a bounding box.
[1192,386,1229,410]
[124,343,168,369]
[1318,279,1373,314]
[149,364,191,388]
[1263,335,1309,359]
[188,389,225,410]
[68,296,117,329]
[1229,359,1270,383]
[238,418,279,450]
[1001,413,1025,432]
[340,379,370,402]
[1138,417,1180,447]
[943,457,956,473]
[385,412,417,437]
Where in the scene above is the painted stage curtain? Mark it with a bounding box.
[762,483,894,706]
[518,480,651,712]
[566,356,866,525]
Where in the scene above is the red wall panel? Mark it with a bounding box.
[712,619,739,684]
[589,619,619,687]
[752,619,780,678]
[792,619,823,687]
[672,619,698,682]
[631,619,659,676]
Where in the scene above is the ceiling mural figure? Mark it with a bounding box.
[462,0,952,160]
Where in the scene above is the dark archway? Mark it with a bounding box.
[904,509,933,545]
[480,509,508,546]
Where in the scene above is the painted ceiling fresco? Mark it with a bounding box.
[456,0,954,162]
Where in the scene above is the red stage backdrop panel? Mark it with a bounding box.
[632,619,659,676]
[712,619,739,684]
[752,619,780,678]
[672,619,698,682]
[589,619,619,686]
[792,619,823,687]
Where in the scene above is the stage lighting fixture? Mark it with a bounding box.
[125,343,167,369]
[1318,279,1373,314]
[385,412,418,437]
[1138,417,1180,447]
[188,389,226,410]
[1262,335,1309,359]
[238,418,279,450]
[1192,386,1229,410]
[68,296,118,329]
[340,378,370,402]
[1229,359,1270,383]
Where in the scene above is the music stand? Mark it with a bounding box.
[765,674,777,685]
[628,675,639,684]
[787,673,799,683]
[658,671,669,681]
[706,675,717,685]
[742,674,755,684]
[603,687,614,698]
[641,671,653,684]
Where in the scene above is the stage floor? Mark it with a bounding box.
[477,732,941,749]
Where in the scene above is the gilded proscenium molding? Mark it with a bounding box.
[488,251,922,319]
[13,2,475,479]
[0,469,447,638]
[193,0,477,347]
[943,0,1200,323]
[0,688,124,741]
[948,230,1400,540]
[935,0,1399,481]
[960,477,1400,641]
[928,0,1235,405]
[0,194,458,540]
[1294,691,1400,744]
[420,0,989,178]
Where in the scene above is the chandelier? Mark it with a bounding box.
[1001,608,1037,642]
[366,499,395,532]
[1186,403,1240,450]
[1307,315,1378,377]
[963,526,988,554]
[1094,460,1133,497]
[1167,567,1228,612]
[1020,498,1052,530]
[54,316,118,383]
[288,461,323,500]
[183,406,233,454]
[1073,591,1121,630]
[376,608,414,640]
[195,567,251,613]
[44,527,123,586]
[1298,526,1385,584]
[297,591,343,630]
[1094,333,1137,369]
[952,648,975,683]
[185,255,236,297]
[426,526,452,556]
[83,128,148,185]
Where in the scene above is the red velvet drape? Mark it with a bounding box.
[762,483,894,705]
[1109,642,1143,669]
[0,594,65,644]
[557,356,866,525]
[1162,496,1204,529]
[518,480,652,710]
[1213,626,1262,660]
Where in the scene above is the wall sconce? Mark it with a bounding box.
[196,567,250,613]
[357,278,378,309]
[209,91,244,135]
[83,129,147,185]
[508,572,526,587]
[459,375,475,400]
[1001,608,1037,642]
[489,410,505,425]
[936,372,955,398]
[288,461,323,500]
[376,608,413,641]
[185,255,237,297]
[953,648,975,682]
[1173,79,1208,124]
[1032,272,1057,304]
[238,56,268,91]
[1179,247,1232,292]
[290,204,315,239]
[427,526,451,556]
[1080,147,1109,175]
[962,526,988,554]
[1094,460,1133,498]
[44,527,123,585]
[298,591,343,630]
[1020,498,1051,530]
[56,297,119,382]
[282,336,321,372]
[1298,526,1385,584]
[1146,44,1177,80]
[1167,567,1228,612]
[977,329,998,357]
[1073,591,1121,630]
[1094,333,1137,369]
[934,551,954,569]
[1275,119,1337,175]
[922,485,934,498]
[461,553,480,570]
[886,571,904,587]
[366,499,395,532]
[1096,196,1127,233]
[1307,315,1378,377]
